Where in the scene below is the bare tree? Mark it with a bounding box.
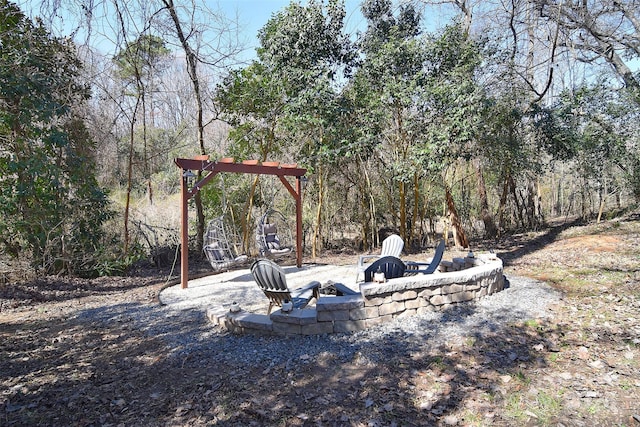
[534,0,640,98]
[31,0,243,254]
[157,0,243,253]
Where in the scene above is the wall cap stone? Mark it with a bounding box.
[210,255,504,336]
[360,258,502,298]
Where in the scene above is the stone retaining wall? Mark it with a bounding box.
[207,253,504,335]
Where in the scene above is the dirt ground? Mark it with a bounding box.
[1,214,639,426]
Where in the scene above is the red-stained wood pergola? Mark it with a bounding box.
[175,156,307,289]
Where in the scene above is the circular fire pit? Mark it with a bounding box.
[207,253,505,335]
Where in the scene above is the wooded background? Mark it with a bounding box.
[1,0,639,277]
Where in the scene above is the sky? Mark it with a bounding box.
[16,0,371,61]
[215,0,456,62]
[215,0,368,60]
[218,0,368,35]
[16,0,457,62]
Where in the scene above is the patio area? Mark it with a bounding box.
[159,253,505,335]
[159,263,357,314]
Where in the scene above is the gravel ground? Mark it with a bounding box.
[77,268,562,370]
[4,217,638,425]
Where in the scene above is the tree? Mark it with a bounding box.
[27,0,243,260]
[536,0,640,102]
[160,0,243,255]
[548,80,640,213]
[351,3,485,248]
[258,0,353,256]
[16,0,639,260]
[217,0,353,256]
[418,22,490,246]
[112,31,170,253]
[0,0,111,274]
[351,0,426,246]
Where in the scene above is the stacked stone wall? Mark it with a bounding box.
[208,254,504,336]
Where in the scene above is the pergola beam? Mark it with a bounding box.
[175,157,307,289]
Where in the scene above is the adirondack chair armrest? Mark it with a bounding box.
[358,254,381,268]
[291,280,321,304]
[405,259,433,268]
[296,280,321,291]
[405,260,439,275]
[333,283,359,295]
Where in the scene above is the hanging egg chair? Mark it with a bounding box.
[255,210,293,258]
[203,216,247,271]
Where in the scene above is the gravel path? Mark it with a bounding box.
[77,266,562,371]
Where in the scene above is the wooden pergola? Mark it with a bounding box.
[174,156,307,289]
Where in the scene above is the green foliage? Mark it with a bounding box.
[218,0,354,167]
[216,61,286,160]
[0,0,112,275]
[91,241,146,277]
[418,22,487,164]
[257,0,353,80]
[349,1,426,179]
[548,79,640,201]
[212,0,640,244]
[360,0,421,50]
[113,34,171,83]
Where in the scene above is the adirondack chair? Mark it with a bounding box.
[405,239,445,275]
[250,259,320,314]
[356,234,404,281]
[363,256,407,283]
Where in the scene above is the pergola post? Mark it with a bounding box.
[295,177,303,268]
[180,170,189,289]
[175,157,307,289]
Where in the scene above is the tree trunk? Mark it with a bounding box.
[497,172,510,232]
[358,156,377,250]
[475,159,498,238]
[123,92,141,255]
[123,127,134,255]
[580,175,588,220]
[113,2,140,256]
[312,164,324,258]
[399,180,407,244]
[163,0,208,256]
[536,179,544,226]
[141,86,152,205]
[525,180,542,230]
[411,172,420,247]
[445,185,469,249]
[357,157,370,250]
[509,175,525,228]
[365,161,377,249]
